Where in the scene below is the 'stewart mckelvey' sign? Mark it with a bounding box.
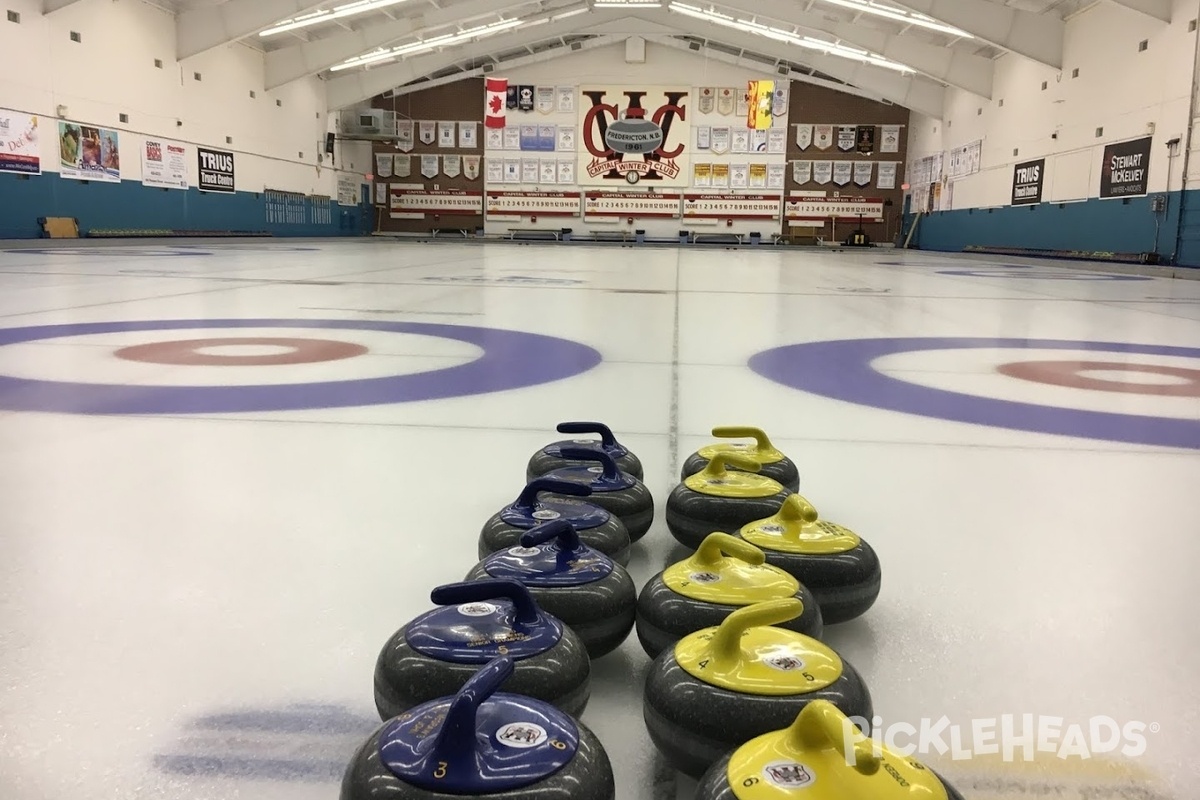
[1011,158,1045,206]
[1100,136,1152,199]
[198,147,235,193]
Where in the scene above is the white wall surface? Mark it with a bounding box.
[906,0,1199,210]
[479,41,788,237]
[0,0,365,195]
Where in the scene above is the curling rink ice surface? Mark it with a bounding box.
[1,238,1198,800]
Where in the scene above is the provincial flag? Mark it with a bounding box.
[485,78,508,129]
[746,80,774,130]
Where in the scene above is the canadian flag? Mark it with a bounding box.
[485,77,507,128]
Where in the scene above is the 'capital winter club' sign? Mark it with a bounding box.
[578,86,691,187]
[1100,136,1152,199]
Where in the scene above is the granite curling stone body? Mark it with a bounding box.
[642,598,872,779]
[737,494,881,625]
[344,655,615,800]
[479,477,632,566]
[666,453,791,550]
[373,579,590,722]
[681,426,800,493]
[693,700,967,800]
[464,519,637,659]
[540,447,654,542]
[526,421,644,481]
[635,532,822,658]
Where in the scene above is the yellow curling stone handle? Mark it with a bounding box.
[728,700,950,799]
[674,598,842,696]
[698,426,786,465]
[740,495,861,555]
[664,533,799,605]
[684,453,783,498]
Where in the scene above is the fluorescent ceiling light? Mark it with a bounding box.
[668,3,915,72]
[331,18,526,71]
[593,1,662,6]
[814,0,972,39]
[260,0,412,37]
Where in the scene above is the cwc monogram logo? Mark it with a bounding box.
[495,722,548,748]
[581,89,687,181]
[762,760,816,788]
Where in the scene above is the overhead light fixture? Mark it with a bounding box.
[593,1,662,7]
[668,3,915,72]
[260,0,413,37]
[814,0,972,39]
[330,18,526,71]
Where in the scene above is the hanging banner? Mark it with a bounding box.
[486,158,504,182]
[418,121,436,145]
[578,85,691,186]
[767,163,786,190]
[557,126,576,151]
[746,80,774,130]
[375,183,387,204]
[539,159,557,184]
[813,161,833,184]
[59,122,121,182]
[856,126,875,154]
[853,161,873,186]
[375,152,393,179]
[785,195,885,222]
[557,160,575,184]
[751,129,768,153]
[396,121,415,152]
[682,194,782,220]
[503,158,520,183]
[710,127,730,155]
[584,191,682,218]
[443,154,461,178]
[394,154,412,178]
[458,122,477,149]
[731,129,750,154]
[695,126,711,150]
[699,87,716,114]
[506,86,519,109]
[521,157,539,183]
[717,87,736,115]
[556,86,574,113]
[485,78,507,128]
[485,128,504,149]
[877,162,897,190]
[503,126,521,150]
[1100,136,1152,199]
[438,122,456,149]
[711,164,729,188]
[767,129,787,154]
[881,125,900,153]
[1011,158,1045,205]
[694,163,712,187]
[421,154,439,179]
[794,124,813,151]
[833,161,853,185]
[196,146,233,193]
[487,191,581,216]
[141,139,187,189]
[463,155,481,180]
[519,125,539,151]
[0,109,41,174]
[813,125,834,150]
[736,87,750,119]
[749,163,767,189]
[792,161,812,185]
[837,126,856,151]
[730,163,748,189]
[772,84,789,117]
[390,187,483,218]
[535,86,555,114]
[517,85,535,112]
[538,125,556,151]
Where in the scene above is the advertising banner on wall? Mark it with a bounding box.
[0,109,41,174]
[141,139,188,189]
[1099,136,1152,199]
[1011,158,1045,206]
[578,86,691,187]
[58,121,120,182]
[198,147,235,193]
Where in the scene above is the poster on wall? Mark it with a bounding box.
[438,122,456,148]
[459,122,477,149]
[197,146,234,193]
[486,128,504,149]
[59,122,120,182]
[141,138,188,189]
[877,162,898,189]
[536,87,555,114]
[767,163,786,189]
[556,87,574,113]
[1099,136,1152,199]
[557,159,574,184]
[880,125,900,153]
[1011,158,1045,205]
[0,109,41,174]
[337,175,360,206]
[577,85,691,187]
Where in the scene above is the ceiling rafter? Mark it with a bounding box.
[883,0,1064,68]
[1105,0,1172,22]
[177,0,330,61]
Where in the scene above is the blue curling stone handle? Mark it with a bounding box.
[483,519,615,587]
[544,447,636,492]
[499,477,612,530]
[404,580,563,663]
[542,421,630,458]
[381,656,580,793]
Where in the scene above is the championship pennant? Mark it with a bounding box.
[717,87,735,115]
[699,87,715,114]
[485,78,508,128]
[794,124,813,150]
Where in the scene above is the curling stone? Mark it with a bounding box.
[665,453,791,550]
[694,699,967,800]
[464,519,636,659]
[682,426,800,493]
[642,598,872,779]
[737,494,881,625]
[540,447,654,542]
[635,532,822,658]
[479,477,632,566]
[344,655,615,800]
[373,579,590,722]
[526,421,644,481]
